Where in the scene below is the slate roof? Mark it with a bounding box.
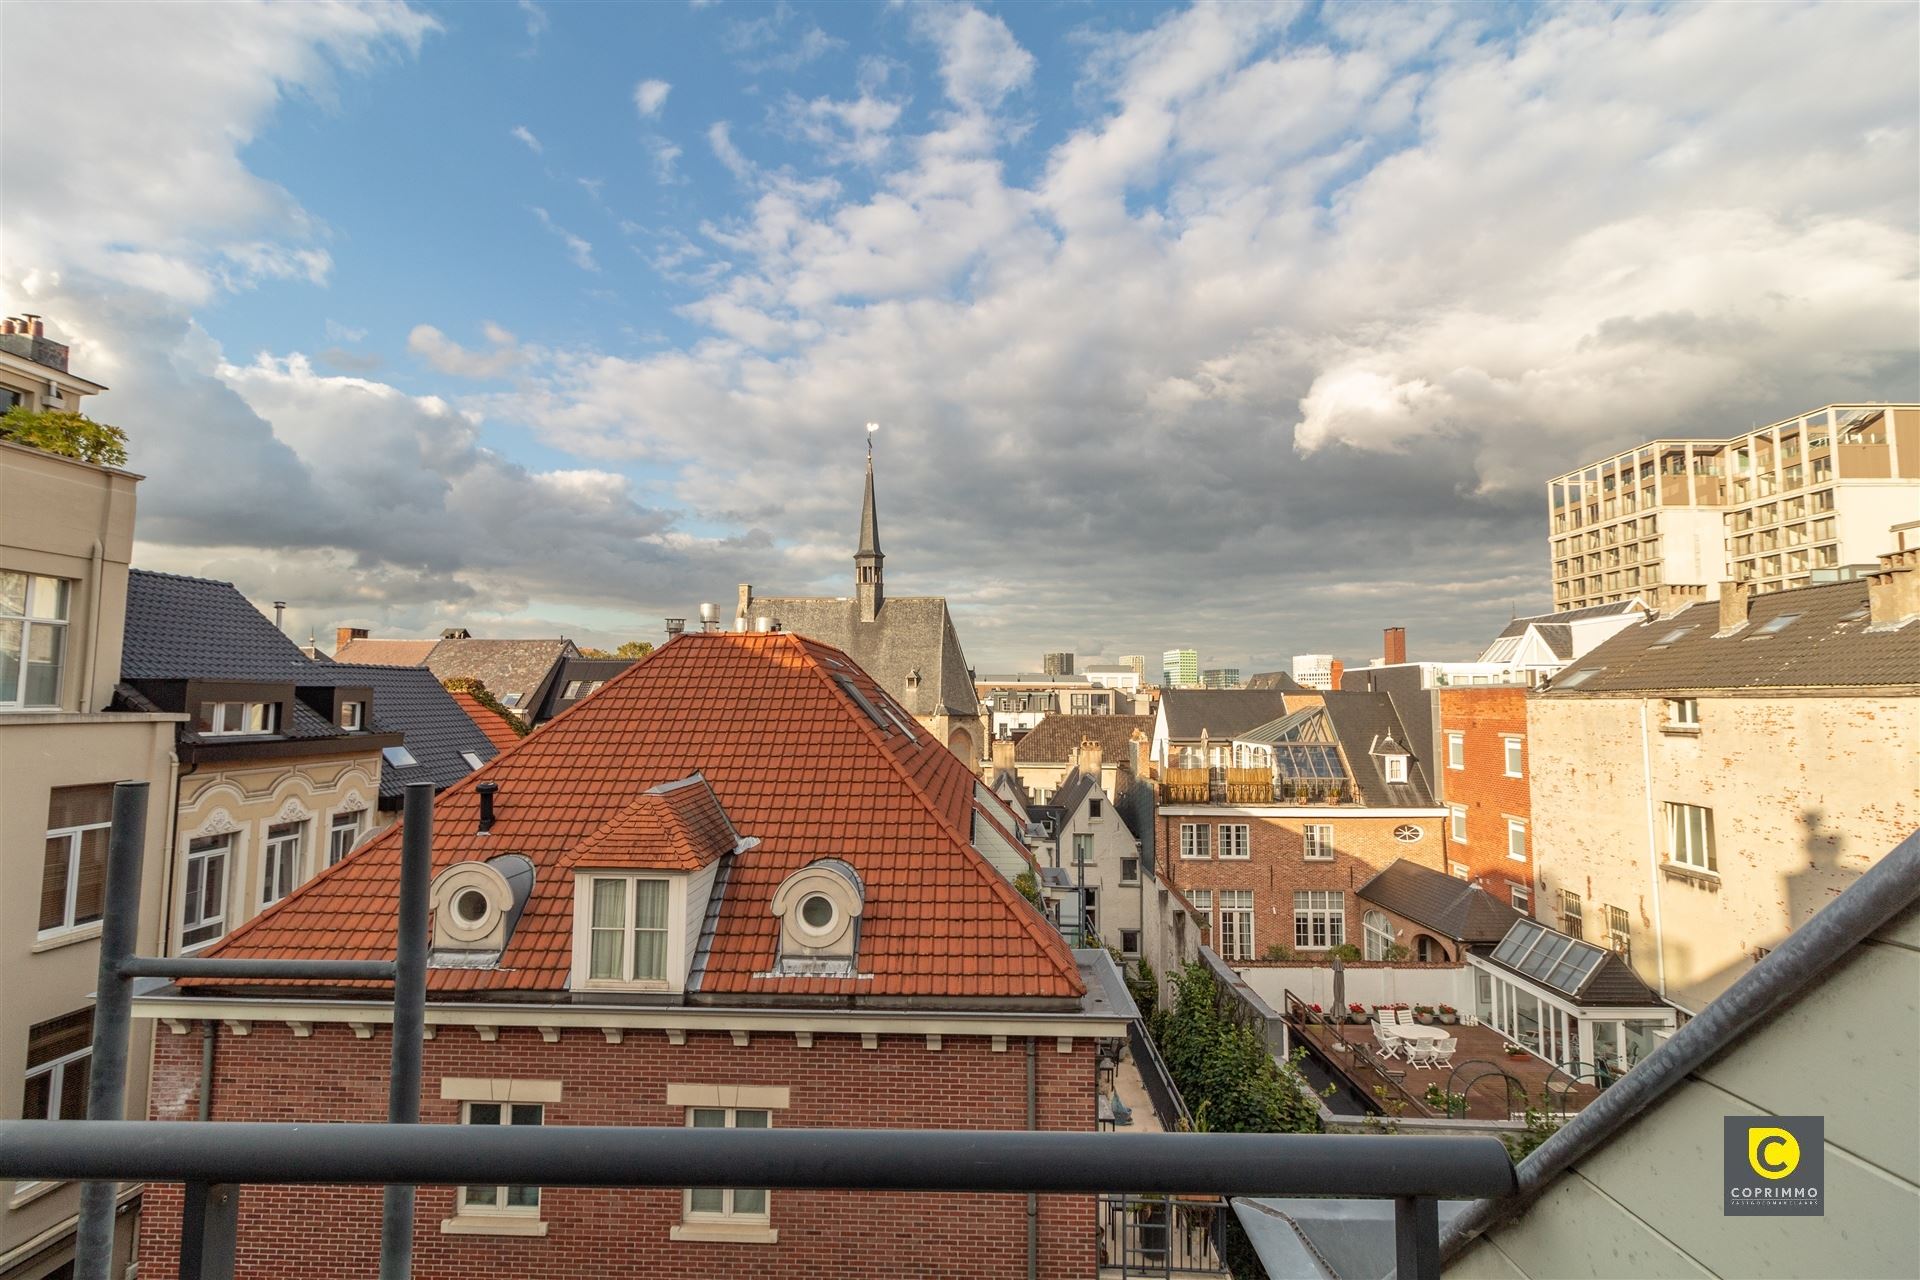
[188,631,1082,1002]
[299,663,495,801]
[423,638,578,713]
[1316,692,1435,807]
[1534,623,1574,659]
[1160,688,1298,741]
[1048,769,1099,821]
[532,657,636,724]
[1491,599,1650,641]
[1013,714,1156,764]
[1542,579,1919,693]
[1357,860,1525,945]
[1244,671,1310,691]
[331,638,438,667]
[449,691,522,754]
[122,569,315,682]
[747,594,980,719]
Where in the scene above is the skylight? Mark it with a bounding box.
[1651,625,1694,647]
[460,751,484,770]
[1272,743,1345,782]
[1749,612,1801,637]
[1556,668,1600,688]
[383,745,420,768]
[834,675,894,735]
[1490,919,1609,998]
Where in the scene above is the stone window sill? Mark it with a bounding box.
[1661,861,1720,888]
[32,923,102,953]
[671,1222,779,1244]
[1659,723,1702,736]
[440,1215,549,1237]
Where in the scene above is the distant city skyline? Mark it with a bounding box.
[4,2,1913,672]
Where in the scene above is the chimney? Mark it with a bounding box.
[1,319,13,335]
[737,584,753,628]
[476,782,499,834]
[1867,551,1920,626]
[1130,729,1153,782]
[1383,627,1407,666]
[664,617,686,638]
[273,601,287,631]
[1717,579,1752,633]
[1329,659,1345,690]
[991,738,1017,773]
[336,626,369,651]
[1075,736,1105,778]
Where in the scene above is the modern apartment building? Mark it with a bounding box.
[1547,403,1920,612]
[1160,648,1199,689]
[1201,668,1241,689]
[0,332,179,1280]
[1290,654,1335,690]
[1041,651,1074,676]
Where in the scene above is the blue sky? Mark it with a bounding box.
[4,1,1916,671]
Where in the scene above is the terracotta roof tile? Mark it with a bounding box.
[450,691,522,753]
[193,633,1082,1002]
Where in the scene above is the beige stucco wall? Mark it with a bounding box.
[0,714,177,1276]
[174,752,382,952]
[1529,692,1920,1013]
[1449,901,1920,1280]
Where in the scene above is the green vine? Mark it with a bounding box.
[0,408,129,466]
[441,677,528,736]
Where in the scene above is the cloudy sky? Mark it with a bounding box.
[4,1,1915,673]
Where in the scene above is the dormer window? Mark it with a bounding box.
[769,859,864,978]
[1384,754,1408,784]
[429,859,527,963]
[198,701,278,736]
[586,876,671,984]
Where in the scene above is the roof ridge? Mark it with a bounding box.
[787,633,1083,993]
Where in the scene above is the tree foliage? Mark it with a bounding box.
[1149,961,1321,1136]
[0,408,128,466]
[1125,957,1159,1022]
[440,677,527,736]
[1012,869,1041,907]
[578,641,655,659]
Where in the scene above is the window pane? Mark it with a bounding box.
[463,1185,500,1208]
[40,835,71,931]
[21,1071,52,1121]
[732,1187,767,1215]
[689,1187,726,1213]
[634,879,668,929]
[510,1104,542,1126]
[71,824,108,925]
[735,1109,770,1129]
[0,570,25,616]
[24,621,63,705]
[591,879,625,928]
[467,1103,502,1126]
[0,618,22,702]
[506,1185,540,1208]
[59,1058,90,1120]
[691,1108,727,1128]
[589,927,623,979]
[30,576,70,620]
[48,784,114,829]
[28,1009,96,1067]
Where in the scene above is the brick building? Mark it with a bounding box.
[1436,686,1535,912]
[1156,691,1447,962]
[132,632,1125,1278]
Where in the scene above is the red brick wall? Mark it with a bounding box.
[1437,688,1532,907]
[138,1023,1096,1280]
[1159,812,1445,959]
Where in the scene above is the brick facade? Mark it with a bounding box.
[1437,688,1533,910]
[1159,810,1445,961]
[136,1021,1097,1280]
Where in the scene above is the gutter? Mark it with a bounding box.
[1636,700,1668,997]
[81,539,104,713]
[1440,827,1920,1262]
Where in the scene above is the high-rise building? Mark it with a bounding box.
[1201,668,1241,689]
[1547,403,1919,612]
[1161,648,1199,689]
[1042,651,1075,676]
[1291,654,1334,690]
[1118,655,1147,681]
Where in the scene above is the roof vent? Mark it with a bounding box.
[665,617,686,637]
[476,781,499,833]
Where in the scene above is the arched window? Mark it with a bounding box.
[1363,910,1394,961]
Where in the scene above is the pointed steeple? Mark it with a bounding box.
[856,436,885,622]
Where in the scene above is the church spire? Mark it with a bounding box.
[856,434,884,622]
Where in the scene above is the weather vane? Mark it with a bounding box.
[866,421,879,456]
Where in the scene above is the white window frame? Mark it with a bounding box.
[1668,697,1699,727]
[1218,824,1251,860]
[1187,889,1212,937]
[1362,909,1395,961]
[40,791,112,937]
[340,700,364,730]
[21,1009,92,1124]
[1179,823,1210,860]
[1303,824,1334,861]
[1502,736,1524,778]
[327,810,363,866]
[1293,890,1344,951]
[261,820,305,906]
[1506,818,1528,863]
[1449,805,1468,843]
[1383,754,1409,784]
[1446,731,1464,770]
[1218,890,1254,962]
[181,832,233,949]
[682,1107,773,1232]
[1666,802,1717,872]
[1509,882,1531,913]
[458,1100,544,1219]
[198,701,280,737]
[579,874,677,989]
[0,571,71,710]
[1119,928,1141,957]
[1073,833,1094,865]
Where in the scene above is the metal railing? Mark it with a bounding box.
[1126,1018,1191,1132]
[1099,1194,1227,1277]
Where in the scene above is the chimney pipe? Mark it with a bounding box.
[2,319,14,335]
[664,617,686,637]
[476,782,499,834]
[1383,626,1407,666]
[273,601,287,631]
[698,602,718,633]
[1866,552,1920,626]
[29,318,44,339]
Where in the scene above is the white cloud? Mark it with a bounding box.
[407,323,523,379]
[531,206,598,271]
[510,124,543,153]
[633,78,672,117]
[518,0,548,41]
[914,4,1034,113]
[708,121,755,180]
[781,91,903,166]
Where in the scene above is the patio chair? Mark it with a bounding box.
[1404,1039,1437,1068]
[1431,1036,1458,1068]
[1395,1009,1417,1026]
[1373,1023,1402,1059]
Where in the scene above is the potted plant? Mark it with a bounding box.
[1503,1041,1529,1060]
[1414,1004,1435,1025]
[1306,1002,1326,1024]
[1436,1004,1458,1025]
[1347,1002,1368,1024]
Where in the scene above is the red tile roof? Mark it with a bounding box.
[563,776,739,872]
[449,691,521,753]
[195,632,1081,1001]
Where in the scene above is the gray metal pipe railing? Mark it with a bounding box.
[117,957,397,981]
[0,1121,1518,1198]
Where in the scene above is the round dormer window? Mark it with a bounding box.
[1393,824,1423,843]
[453,887,491,926]
[798,892,837,934]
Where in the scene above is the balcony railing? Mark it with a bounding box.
[1160,767,1351,806]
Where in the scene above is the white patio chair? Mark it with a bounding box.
[1373,1023,1402,1059]
[1404,1039,1437,1068]
[1395,1009,1417,1026]
[1431,1036,1458,1068]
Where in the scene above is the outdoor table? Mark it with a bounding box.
[1393,1025,1448,1042]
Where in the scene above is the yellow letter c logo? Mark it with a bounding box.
[1748,1127,1800,1180]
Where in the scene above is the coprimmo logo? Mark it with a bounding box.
[1724,1116,1823,1216]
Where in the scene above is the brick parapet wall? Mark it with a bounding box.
[138,1022,1097,1279]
